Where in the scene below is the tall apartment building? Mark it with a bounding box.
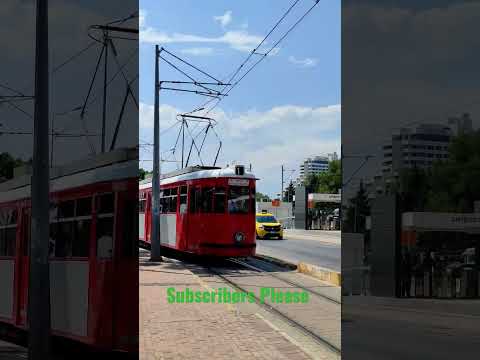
[296,155,330,185]
[448,112,473,136]
[364,115,474,199]
[382,123,452,174]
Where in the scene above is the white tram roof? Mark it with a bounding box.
[0,147,138,203]
[139,165,256,190]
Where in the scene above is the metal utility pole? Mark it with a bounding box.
[101,30,109,153]
[150,45,162,261]
[281,165,284,202]
[29,0,51,358]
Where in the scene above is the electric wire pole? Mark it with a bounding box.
[281,165,284,202]
[101,30,108,153]
[150,45,162,261]
[29,0,51,358]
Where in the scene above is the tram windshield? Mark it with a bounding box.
[228,186,250,214]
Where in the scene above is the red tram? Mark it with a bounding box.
[139,165,257,257]
[0,148,138,353]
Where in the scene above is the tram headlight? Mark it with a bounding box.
[234,232,245,243]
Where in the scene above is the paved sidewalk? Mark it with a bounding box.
[140,253,311,360]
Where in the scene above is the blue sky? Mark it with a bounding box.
[139,0,340,197]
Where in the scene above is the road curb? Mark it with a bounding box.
[253,254,297,270]
[297,262,341,287]
[254,254,341,287]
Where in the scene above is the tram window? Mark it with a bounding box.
[214,187,226,213]
[169,189,178,213]
[189,187,199,213]
[23,212,31,256]
[73,219,91,257]
[228,186,250,214]
[49,222,57,257]
[0,208,17,226]
[97,217,114,259]
[179,186,187,214]
[0,208,18,256]
[123,199,138,258]
[96,193,115,214]
[159,197,165,213]
[49,202,58,221]
[164,197,170,213]
[58,200,75,218]
[0,227,16,256]
[251,187,256,213]
[139,199,146,213]
[54,221,74,258]
[76,197,92,217]
[200,187,214,213]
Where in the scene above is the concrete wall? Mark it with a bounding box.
[294,185,307,230]
[370,195,400,297]
[256,202,294,228]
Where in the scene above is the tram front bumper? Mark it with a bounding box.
[198,243,256,257]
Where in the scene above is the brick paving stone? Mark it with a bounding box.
[140,257,312,360]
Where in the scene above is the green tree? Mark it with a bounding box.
[398,166,430,211]
[425,130,480,212]
[139,168,152,181]
[304,160,341,194]
[343,181,370,233]
[283,182,295,202]
[0,153,27,182]
[256,192,271,202]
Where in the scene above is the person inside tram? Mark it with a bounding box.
[228,200,238,213]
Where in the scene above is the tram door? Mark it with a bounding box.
[17,208,30,326]
[177,185,189,251]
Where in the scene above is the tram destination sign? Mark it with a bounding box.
[228,178,249,186]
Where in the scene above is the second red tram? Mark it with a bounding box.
[0,148,138,354]
[139,165,257,257]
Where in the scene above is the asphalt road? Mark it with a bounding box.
[342,297,480,359]
[256,230,341,272]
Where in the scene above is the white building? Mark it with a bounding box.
[382,123,452,175]
[298,156,330,183]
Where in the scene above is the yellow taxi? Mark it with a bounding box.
[256,211,283,240]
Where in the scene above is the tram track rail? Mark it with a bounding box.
[207,263,341,356]
[229,258,341,305]
[139,247,341,355]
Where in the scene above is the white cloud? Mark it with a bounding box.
[219,104,340,137]
[213,10,233,28]
[139,102,180,130]
[180,47,215,56]
[140,28,262,52]
[288,56,318,67]
[139,9,146,28]
[140,12,262,53]
[141,102,341,194]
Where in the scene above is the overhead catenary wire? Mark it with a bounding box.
[161,47,223,84]
[155,48,229,167]
[204,0,321,116]
[159,55,222,95]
